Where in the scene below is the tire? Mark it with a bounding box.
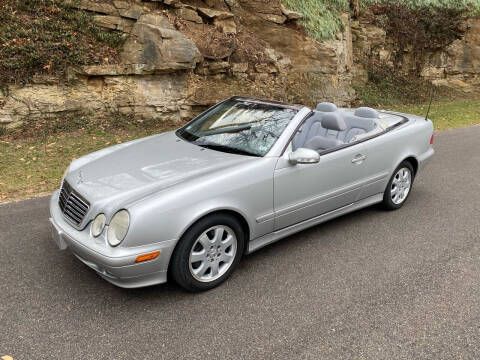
[170,213,245,292]
[382,161,415,210]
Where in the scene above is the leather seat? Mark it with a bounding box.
[341,115,376,142]
[303,113,346,152]
[291,103,378,151]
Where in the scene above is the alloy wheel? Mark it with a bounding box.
[391,167,412,205]
[189,225,237,282]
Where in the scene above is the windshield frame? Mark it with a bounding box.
[176,97,307,158]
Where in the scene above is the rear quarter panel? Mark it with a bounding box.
[360,117,434,198]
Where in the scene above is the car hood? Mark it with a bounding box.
[64,131,253,207]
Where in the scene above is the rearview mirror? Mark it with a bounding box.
[288,148,320,165]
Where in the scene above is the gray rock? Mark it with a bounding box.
[93,15,135,33]
[232,63,248,73]
[280,4,302,20]
[197,7,234,20]
[78,0,118,15]
[118,4,144,20]
[214,18,237,34]
[257,13,286,24]
[175,8,203,24]
[121,14,202,72]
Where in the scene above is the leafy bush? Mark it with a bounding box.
[0,0,125,86]
[368,1,468,71]
[279,0,480,41]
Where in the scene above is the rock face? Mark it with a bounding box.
[3,1,478,130]
[0,0,357,129]
[351,14,480,92]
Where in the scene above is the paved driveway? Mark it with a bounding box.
[1,126,479,359]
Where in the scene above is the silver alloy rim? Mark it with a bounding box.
[189,225,237,282]
[391,167,412,205]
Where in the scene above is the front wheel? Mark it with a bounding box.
[382,161,415,210]
[170,214,245,292]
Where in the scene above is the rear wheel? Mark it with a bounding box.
[382,161,414,210]
[170,214,245,292]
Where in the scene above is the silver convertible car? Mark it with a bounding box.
[50,97,434,291]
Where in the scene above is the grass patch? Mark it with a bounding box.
[0,0,125,86]
[391,99,480,130]
[354,79,458,108]
[0,125,179,203]
[278,0,348,40]
[354,59,462,107]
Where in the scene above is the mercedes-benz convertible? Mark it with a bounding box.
[49,96,434,291]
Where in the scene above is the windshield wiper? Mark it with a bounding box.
[197,143,261,157]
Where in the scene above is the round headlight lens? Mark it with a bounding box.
[107,210,130,247]
[91,214,106,237]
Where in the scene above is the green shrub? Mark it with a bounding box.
[367,1,468,72]
[279,0,480,41]
[0,0,125,86]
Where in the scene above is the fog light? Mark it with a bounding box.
[135,251,160,263]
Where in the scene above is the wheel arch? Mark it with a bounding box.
[166,208,251,279]
[176,208,251,252]
[401,156,419,176]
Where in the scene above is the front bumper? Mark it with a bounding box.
[49,190,177,288]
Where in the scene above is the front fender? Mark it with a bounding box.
[121,157,277,249]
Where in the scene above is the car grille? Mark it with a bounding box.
[58,181,90,226]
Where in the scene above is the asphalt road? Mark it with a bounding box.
[1,126,479,359]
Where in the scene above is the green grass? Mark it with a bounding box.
[1,99,479,202]
[278,0,348,40]
[391,99,480,130]
[0,126,176,203]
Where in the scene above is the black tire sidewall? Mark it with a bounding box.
[170,214,245,292]
[383,161,415,210]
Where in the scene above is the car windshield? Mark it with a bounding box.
[176,98,298,157]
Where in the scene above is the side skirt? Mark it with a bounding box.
[247,193,383,254]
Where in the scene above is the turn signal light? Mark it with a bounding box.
[135,251,160,263]
[430,134,434,144]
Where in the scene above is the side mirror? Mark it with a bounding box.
[288,148,320,165]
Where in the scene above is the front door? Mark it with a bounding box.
[273,142,369,230]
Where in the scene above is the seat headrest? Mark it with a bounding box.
[316,102,337,112]
[354,107,379,119]
[321,113,346,131]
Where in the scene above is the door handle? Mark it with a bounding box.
[352,154,367,164]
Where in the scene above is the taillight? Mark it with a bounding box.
[430,134,434,144]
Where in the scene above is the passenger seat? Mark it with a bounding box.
[304,113,346,152]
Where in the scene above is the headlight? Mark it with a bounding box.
[91,214,106,237]
[107,210,130,247]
